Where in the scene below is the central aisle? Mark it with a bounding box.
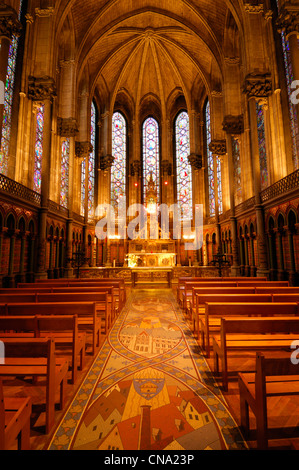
[48,289,247,451]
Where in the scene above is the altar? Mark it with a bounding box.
[126,240,176,268]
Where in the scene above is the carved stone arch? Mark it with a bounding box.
[277,212,286,230]
[28,219,36,236]
[113,88,135,124]
[5,212,16,232]
[17,215,26,234]
[139,93,162,125]
[287,208,297,232]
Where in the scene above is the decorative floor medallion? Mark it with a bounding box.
[48,289,247,451]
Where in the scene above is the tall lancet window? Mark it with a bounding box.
[88,101,96,220]
[143,117,160,203]
[0,0,23,175]
[276,0,299,168]
[205,100,215,216]
[205,100,223,217]
[33,104,44,194]
[81,101,96,219]
[256,102,268,190]
[175,111,192,220]
[111,112,126,213]
[60,138,70,208]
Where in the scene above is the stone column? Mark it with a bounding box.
[7,233,16,287]
[0,4,22,143]
[243,74,273,278]
[287,228,296,286]
[57,117,78,276]
[209,140,226,249]
[28,76,56,279]
[17,233,26,283]
[275,227,286,280]
[222,115,244,275]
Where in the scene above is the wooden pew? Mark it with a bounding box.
[181,282,237,313]
[236,281,289,287]
[3,302,101,355]
[0,315,86,384]
[0,291,110,338]
[0,338,69,434]
[0,287,119,321]
[0,378,32,450]
[238,352,299,450]
[183,281,290,316]
[23,277,127,301]
[256,287,299,294]
[212,317,299,391]
[177,277,267,305]
[18,281,126,312]
[35,292,111,333]
[189,287,257,322]
[201,302,299,358]
[176,277,221,303]
[192,293,273,338]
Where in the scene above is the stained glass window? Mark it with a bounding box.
[143,117,160,203]
[217,156,223,214]
[232,137,242,204]
[60,138,70,208]
[81,102,96,219]
[33,104,44,194]
[81,159,86,216]
[88,102,96,220]
[205,100,223,216]
[205,101,215,216]
[111,112,126,212]
[0,0,23,175]
[281,32,299,168]
[256,102,268,190]
[175,111,192,220]
[276,0,299,168]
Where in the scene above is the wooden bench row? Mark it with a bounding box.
[0,338,69,437]
[176,276,267,303]
[0,301,102,357]
[179,281,290,313]
[239,351,299,450]
[192,293,299,341]
[0,314,85,384]
[17,278,127,310]
[0,291,113,333]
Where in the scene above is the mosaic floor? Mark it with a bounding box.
[48,289,248,451]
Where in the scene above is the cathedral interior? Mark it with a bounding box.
[0,0,299,453]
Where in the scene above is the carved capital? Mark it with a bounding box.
[209,140,227,156]
[57,117,79,137]
[188,154,203,170]
[243,73,272,98]
[276,5,299,38]
[28,76,57,102]
[75,141,93,161]
[130,160,141,177]
[222,115,244,135]
[244,2,264,14]
[0,4,22,40]
[100,154,114,171]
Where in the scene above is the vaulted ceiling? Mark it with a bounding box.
[55,0,243,115]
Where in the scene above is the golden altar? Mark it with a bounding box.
[126,241,176,268]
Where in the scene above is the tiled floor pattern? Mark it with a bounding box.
[48,289,247,451]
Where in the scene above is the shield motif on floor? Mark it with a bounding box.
[133,377,165,400]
